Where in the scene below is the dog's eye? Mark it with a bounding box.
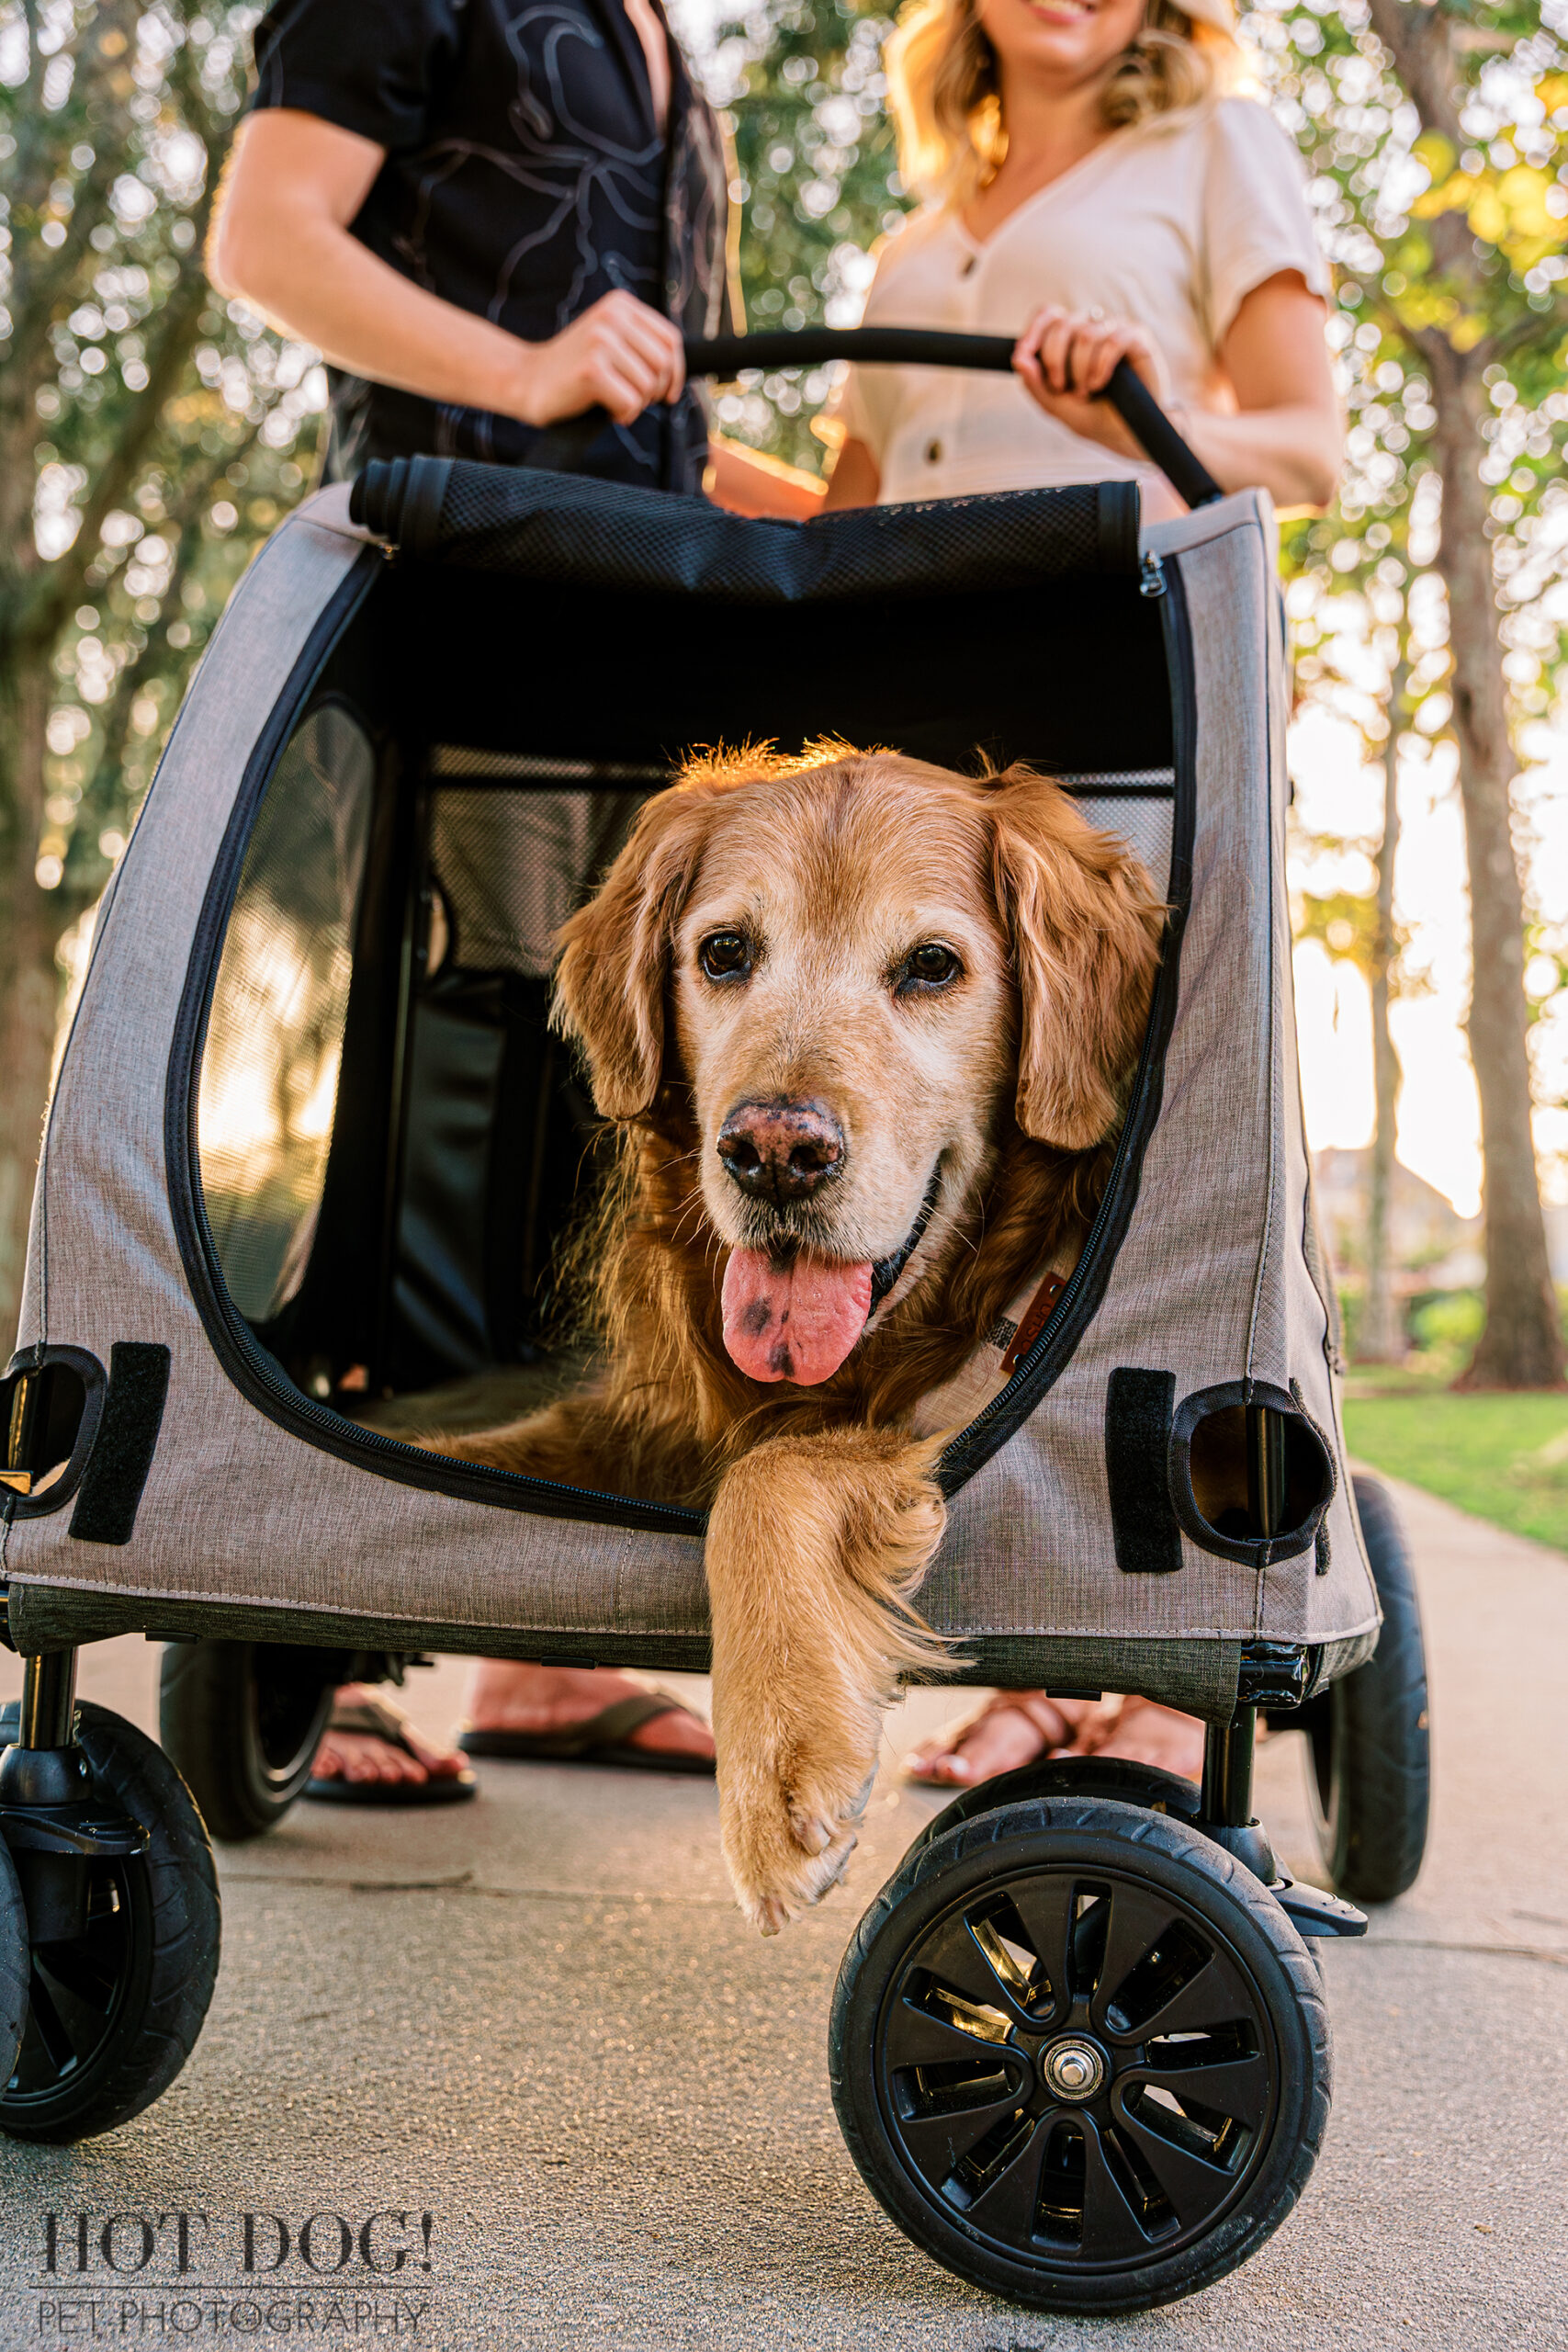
[898,943,962,993]
[699,931,750,980]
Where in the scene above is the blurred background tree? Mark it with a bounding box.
[0,0,326,1353]
[1259,0,1568,1388]
[705,0,909,468]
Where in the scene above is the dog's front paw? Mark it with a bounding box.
[720,1745,878,1936]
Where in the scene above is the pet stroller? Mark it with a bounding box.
[0,334,1429,2312]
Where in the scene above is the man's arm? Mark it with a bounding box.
[209,108,685,426]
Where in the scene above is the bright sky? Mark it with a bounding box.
[1292,713,1568,1219]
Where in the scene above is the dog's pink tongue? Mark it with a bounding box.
[721,1249,873,1385]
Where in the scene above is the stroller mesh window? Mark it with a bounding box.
[197,704,374,1324]
[429,785,649,976]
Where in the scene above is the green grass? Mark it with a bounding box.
[1341,1389,1568,1554]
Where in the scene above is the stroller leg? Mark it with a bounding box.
[17,1651,78,1754]
[1199,1707,1275,1881]
[0,1651,87,1806]
[0,1650,102,1949]
[1201,1704,1256,1827]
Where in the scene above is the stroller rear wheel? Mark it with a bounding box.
[1298,1473,1430,1904]
[831,1797,1330,2314]
[160,1641,335,1842]
[0,1701,220,2142]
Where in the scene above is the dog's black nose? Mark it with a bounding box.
[717,1099,845,1203]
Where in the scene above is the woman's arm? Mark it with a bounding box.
[1013,274,1341,513]
[822,436,882,511]
[209,109,685,427]
[706,437,826,518]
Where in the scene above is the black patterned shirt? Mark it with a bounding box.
[250,0,729,490]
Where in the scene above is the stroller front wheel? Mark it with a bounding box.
[831,1797,1330,2314]
[0,1702,220,2142]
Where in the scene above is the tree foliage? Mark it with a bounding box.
[0,0,323,1340]
[0,0,325,923]
[1257,0,1568,1384]
[705,0,910,469]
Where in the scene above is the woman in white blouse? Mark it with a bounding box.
[833,0,1342,1787]
[825,0,1339,519]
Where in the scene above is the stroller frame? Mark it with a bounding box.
[0,352,1429,2306]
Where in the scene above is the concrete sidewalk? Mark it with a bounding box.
[0,1475,1562,2349]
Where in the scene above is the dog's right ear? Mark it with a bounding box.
[553,788,712,1120]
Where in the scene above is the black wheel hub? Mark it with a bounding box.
[875,1860,1281,2272]
[8,1860,137,2110]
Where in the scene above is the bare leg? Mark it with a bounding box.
[705,1426,948,1934]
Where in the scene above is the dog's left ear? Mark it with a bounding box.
[553,786,713,1120]
[989,768,1166,1150]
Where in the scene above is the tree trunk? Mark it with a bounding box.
[1429,355,1566,1391]
[0,642,70,1360]
[1359,665,1405,1363]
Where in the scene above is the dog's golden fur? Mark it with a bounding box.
[429,746,1165,1930]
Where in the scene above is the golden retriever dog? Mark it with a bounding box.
[431,746,1165,1933]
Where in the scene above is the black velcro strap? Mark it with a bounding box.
[69,1343,171,1546]
[1105,1368,1183,1575]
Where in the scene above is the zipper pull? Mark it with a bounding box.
[1139,550,1167,600]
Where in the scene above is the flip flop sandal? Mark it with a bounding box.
[457,1690,716,1776]
[304,1694,479,1805]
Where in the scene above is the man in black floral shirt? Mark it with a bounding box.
[215,0,812,503]
[211,0,811,1793]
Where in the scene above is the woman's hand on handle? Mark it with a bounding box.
[1012,276,1341,514]
[1011,304,1170,459]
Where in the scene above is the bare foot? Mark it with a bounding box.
[903,1691,1209,1789]
[902,1691,1075,1787]
[310,1685,469,1788]
[1077,1696,1207,1781]
[462,1662,715,1763]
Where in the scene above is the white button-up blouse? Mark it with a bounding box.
[833,96,1328,508]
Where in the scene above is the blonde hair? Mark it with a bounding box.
[886,0,1233,209]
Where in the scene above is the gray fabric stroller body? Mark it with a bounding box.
[0,395,1428,2309]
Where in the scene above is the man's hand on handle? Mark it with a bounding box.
[512,290,686,428]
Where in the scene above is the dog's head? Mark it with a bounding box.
[556,749,1164,1384]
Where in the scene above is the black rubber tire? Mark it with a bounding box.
[831,1797,1331,2315]
[1303,1473,1430,1904]
[160,1641,334,1842]
[0,1700,220,2142]
[0,1843,29,2090]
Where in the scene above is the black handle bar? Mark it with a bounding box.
[685,327,1224,512]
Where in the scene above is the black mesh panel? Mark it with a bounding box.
[352,458,1136,599]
